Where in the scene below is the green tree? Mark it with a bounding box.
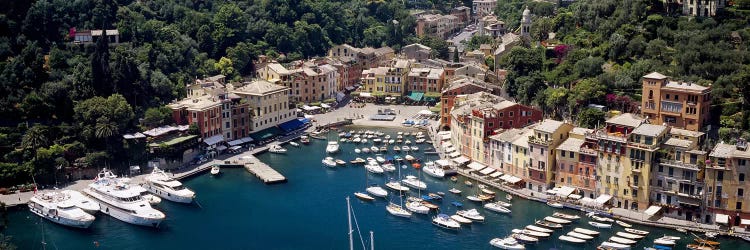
[142,106,173,129]
[577,108,606,129]
[214,57,236,79]
[21,125,48,151]
[568,78,607,108]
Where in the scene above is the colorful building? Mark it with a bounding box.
[641,72,711,131]
[527,119,573,192]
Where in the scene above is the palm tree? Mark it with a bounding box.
[94,117,118,139]
[21,125,48,150]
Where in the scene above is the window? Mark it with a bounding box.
[657,179,662,187]
[666,94,670,99]
[741,173,746,182]
[738,202,743,210]
[739,188,744,197]
[717,171,724,181]
[509,111,514,117]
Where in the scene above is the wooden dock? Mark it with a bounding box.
[240,155,287,184]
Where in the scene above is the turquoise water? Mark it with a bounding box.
[4,127,748,249]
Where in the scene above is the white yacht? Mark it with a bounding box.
[432,214,460,230]
[28,191,96,228]
[405,201,430,214]
[142,168,196,203]
[422,162,445,178]
[457,209,485,222]
[386,180,410,192]
[268,145,287,154]
[60,189,100,214]
[401,175,427,190]
[322,157,337,168]
[83,169,166,227]
[326,141,339,153]
[366,185,388,197]
[365,161,384,174]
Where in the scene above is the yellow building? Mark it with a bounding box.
[706,142,750,226]
[625,123,668,210]
[511,128,535,185]
[527,119,573,192]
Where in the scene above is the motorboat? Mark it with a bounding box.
[677,227,688,233]
[588,221,613,229]
[397,132,403,135]
[624,228,649,235]
[326,141,340,153]
[393,146,400,152]
[401,175,427,190]
[694,238,720,246]
[450,176,458,182]
[616,231,645,240]
[466,195,483,202]
[83,169,165,227]
[384,135,391,139]
[371,146,380,153]
[365,162,384,174]
[659,235,681,241]
[422,162,445,178]
[361,138,368,143]
[478,193,495,201]
[373,138,382,143]
[705,232,718,238]
[525,225,554,233]
[512,233,538,243]
[142,167,196,203]
[354,192,375,201]
[386,203,412,218]
[381,163,396,172]
[432,214,460,230]
[687,244,715,250]
[335,159,347,165]
[350,158,366,164]
[489,237,525,250]
[599,241,632,249]
[388,139,396,144]
[405,140,412,144]
[546,201,564,208]
[416,139,426,143]
[300,136,310,144]
[410,146,419,151]
[435,192,446,196]
[574,227,600,236]
[536,220,563,229]
[405,201,430,214]
[481,188,496,195]
[653,237,676,246]
[512,229,550,238]
[366,185,388,197]
[128,184,161,205]
[60,190,100,214]
[506,194,513,201]
[589,213,615,222]
[375,155,386,163]
[615,220,632,228]
[362,147,371,153]
[404,154,415,161]
[449,188,461,194]
[544,216,572,224]
[379,146,387,152]
[559,235,586,243]
[354,148,361,154]
[451,201,463,207]
[385,180,410,192]
[393,155,403,161]
[28,191,96,228]
[322,157,337,168]
[465,180,473,186]
[567,231,594,240]
[457,209,485,222]
[211,166,221,175]
[609,236,637,245]
[553,212,580,220]
[420,201,439,209]
[339,138,346,142]
[289,141,299,147]
[353,138,362,143]
[402,146,410,152]
[493,200,512,207]
[451,215,472,224]
[484,202,511,214]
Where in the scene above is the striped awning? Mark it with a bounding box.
[467,161,486,171]
[489,172,503,178]
[479,167,495,175]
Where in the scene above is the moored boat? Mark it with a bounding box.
[385,180,410,192]
[83,169,165,227]
[350,158,366,164]
[432,214,460,230]
[448,188,461,194]
[544,216,572,224]
[451,214,472,224]
[335,159,346,165]
[489,237,525,250]
[326,141,340,153]
[609,236,637,245]
[61,190,100,214]
[599,241,632,249]
[269,145,287,154]
[553,212,580,220]
[694,238,720,246]
[546,201,564,208]
[526,225,554,233]
[559,235,587,243]
[481,188,496,195]
[512,229,550,238]
[456,209,485,222]
[624,228,649,235]
[615,220,632,228]
[653,237,676,246]
[211,166,221,175]
[322,157,337,168]
[422,162,445,178]
[401,175,427,190]
[354,192,375,201]
[365,162,384,174]
[616,231,645,240]
[386,202,412,218]
[366,185,388,197]
[512,233,538,243]
[574,227,600,236]
[28,192,97,228]
[289,141,299,147]
[589,221,613,229]
[567,231,594,240]
[405,201,430,214]
[142,167,196,203]
[536,220,563,229]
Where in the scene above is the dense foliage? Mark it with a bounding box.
[0,0,425,186]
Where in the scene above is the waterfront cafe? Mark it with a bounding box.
[499,174,524,187]
[452,156,471,166]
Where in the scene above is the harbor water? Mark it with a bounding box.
[4,127,748,249]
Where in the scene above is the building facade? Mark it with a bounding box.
[641,72,711,132]
[232,80,296,132]
[527,120,574,192]
[706,141,750,226]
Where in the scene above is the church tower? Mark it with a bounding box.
[520,6,531,39]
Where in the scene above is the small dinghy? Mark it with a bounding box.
[615,220,632,228]
[525,225,554,233]
[354,148,361,153]
[354,192,375,201]
[489,237,525,250]
[546,201,564,208]
[573,227,600,236]
[567,231,594,240]
[211,166,221,175]
[616,231,645,240]
[448,188,461,194]
[559,235,586,243]
[588,221,612,229]
[609,236,637,245]
[289,141,299,147]
[465,180,473,186]
[624,228,649,235]
[481,188,496,195]
[512,233,539,243]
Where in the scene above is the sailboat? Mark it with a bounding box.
[386,160,412,218]
[361,165,388,198]
[347,197,376,250]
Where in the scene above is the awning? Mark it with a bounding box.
[489,172,503,178]
[453,156,470,164]
[441,134,451,141]
[359,92,372,97]
[203,135,225,146]
[546,189,558,195]
[556,186,577,198]
[418,109,432,115]
[644,205,663,217]
[216,145,227,151]
[250,127,282,141]
[678,200,700,207]
[568,194,582,200]
[435,159,453,167]
[479,167,496,175]
[500,174,522,184]
[594,194,612,206]
[444,146,456,153]
[336,92,346,102]
[467,161,486,171]
[580,197,595,206]
[741,219,750,225]
[408,91,424,101]
[448,151,461,158]
[320,103,331,109]
[716,214,729,224]
[229,146,242,151]
[442,142,453,148]
[278,118,306,132]
[227,137,254,146]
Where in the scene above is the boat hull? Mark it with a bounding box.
[84,189,164,228]
[143,184,194,203]
[28,204,94,229]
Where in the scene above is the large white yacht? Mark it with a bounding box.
[28,191,96,228]
[422,161,445,178]
[60,189,100,214]
[83,169,166,228]
[141,168,196,203]
[326,141,340,153]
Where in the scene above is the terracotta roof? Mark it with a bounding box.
[556,138,585,152]
[535,119,566,133]
[643,72,668,80]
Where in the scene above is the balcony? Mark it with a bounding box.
[528,136,552,146]
[586,130,627,143]
[660,160,701,171]
[629,142,658,150]
[579,147,597,155]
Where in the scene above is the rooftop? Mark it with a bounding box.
[168,95,221,111]
[570,127,593,136]
[643,72,668,80]
[404,43,432,51]
[664,81,710,92]
[556,138,585,152]
[535,119,566,133]
[267,63,291,75]
[606,113,644,128]
[669,127,705,138]
[709,143,736,158]
[512,128,535,148]
[631,124,667,137]
[233,79,288,96]
[663,138,694,148]
[490,128,524,142]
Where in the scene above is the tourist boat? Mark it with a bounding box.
[354,148,361,154]
[489,237,525,250]
[536,220,563,229]
[28,191,97,228]
[422,162,445,178]
[694,238,720,246]
[405,140,412,144]
[371,146,380,153]
[402,146,411,152]
[375,155,386,163]
[481,188,496,195]
[211,166,220,175]
[385,180,410,192]
[609,236,637,245]
[484,202,512,214]
[354,192,375,201]
[142,167,196,203]
[525,225,554,233]
[405,201,430,214]
[512,233,538,243]
[465,180,473,186]
[559,235,587,243]
[401,175,427,190]
[60,190,100,214]
[362,147,370,153]
[466,195,483,202]
[335,159,347,165]
[615,220,632,228]
[386,202,412,218]
[546,201,564,208]
[624,228,649,235]
[300,136,310,144]
[432,214,460,230]
[410,146,419,151]
[544,216,572,224]
[567,231,594,240]
[83,169,165,227]
[451,215,473,224]
[365,162,384,174]
[653,237,676,246]
[353,138,362,143]
[616,231,645,240]
[574,227,600,236]
[289,141,299,147]
[381,163,396,172]
[506,194,513,201]
[457,209,485,222]
[322,157,337,168]
[553,212,580,220]
[326,141,340,153]
[512,229,550,238]
[449,188,461,194]
[366,185,388,197]
[451,201,463,207]
[588,221,613,229]
[599,241,632,249]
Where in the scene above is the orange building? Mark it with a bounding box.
[641,72,711,132]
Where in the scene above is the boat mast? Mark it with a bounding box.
[370,231,374,250]
[347,196,353,250]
